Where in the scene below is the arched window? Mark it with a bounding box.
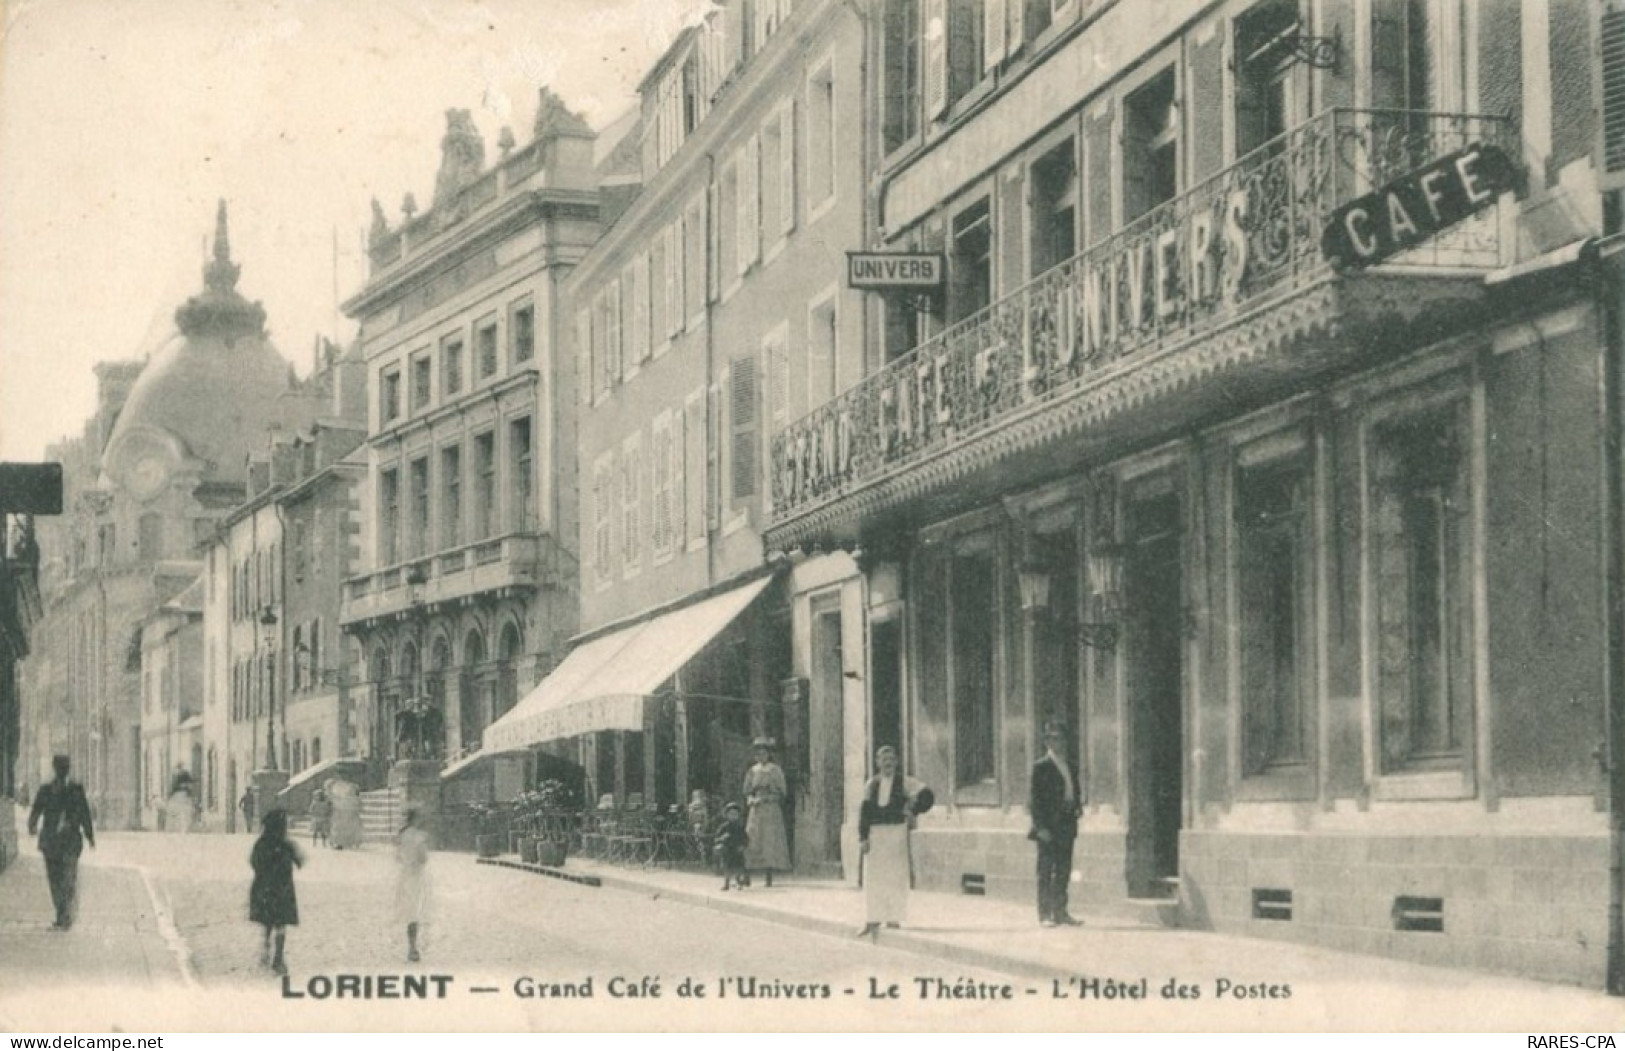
[498,623,523,718]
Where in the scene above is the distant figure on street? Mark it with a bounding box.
[307,789,332,847]
[326,777,363,849]
[27,755,96,931]
[239,788,256,834]
[741,737,790,888]
[1029,720,1083,928]
[713,801,748,891]
[394,807,433,963]
[856,745,933,939]
[249,808,302,976]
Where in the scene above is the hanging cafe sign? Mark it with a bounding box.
[1320,142,1519,269]
[847,251,944,291]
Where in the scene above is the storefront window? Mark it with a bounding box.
[1236,451,1311,774]
[1371,404,1471,770]
[951,542,998,788]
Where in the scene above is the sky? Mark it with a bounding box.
[0,0,696,462]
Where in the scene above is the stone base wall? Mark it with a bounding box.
[1180,831,1611,988]
[910,827,1130,912]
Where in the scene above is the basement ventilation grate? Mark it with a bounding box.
[961,873,986,896]
[1251,888,1293,921]
[1392,895,1445,933]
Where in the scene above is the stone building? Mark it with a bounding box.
[480,0,870,876]
[20,202,333,828]
[762,0,1625,989]
[339,92,600,810]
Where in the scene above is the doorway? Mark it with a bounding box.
[869,615,904,759]
[805,598,846,872]
[1122,479,1184,899]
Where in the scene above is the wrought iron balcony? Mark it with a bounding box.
[769,108,1516,529]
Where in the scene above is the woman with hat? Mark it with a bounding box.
[856,744,933,938]
[741,737,790,886]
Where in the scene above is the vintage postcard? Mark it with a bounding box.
[2,0,1623,1034]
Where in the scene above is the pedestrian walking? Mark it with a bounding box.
[239,787,256,834]
[395,807,433,963]
[26,755,96,931]
[855,745,933,938]
[713,801,748,891]
[307,789,332,847]
[249,809,303,976]
[741,737,790,887]
[327,777,363,849]
[1029,720,1083,928]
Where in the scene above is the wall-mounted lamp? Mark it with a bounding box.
[1079,542,1129,651]
[258,605,279,649]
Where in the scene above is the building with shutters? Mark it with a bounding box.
[19,204,337,831]
[764,0,1625,987]
[338,95,599,809]
[475,0,869,877]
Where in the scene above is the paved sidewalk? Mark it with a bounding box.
[0,844,192,1030]
[483,853,1625,1029]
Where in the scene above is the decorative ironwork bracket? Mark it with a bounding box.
[1282,31,1340,71]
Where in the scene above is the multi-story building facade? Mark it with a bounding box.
[138,573,203,829]
[339,93,598,798]
[482,0,870,876]
[765,0,1625,988]
[20,204,328,829]
[1,514,43,867]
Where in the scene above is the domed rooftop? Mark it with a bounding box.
[103,201,296,496]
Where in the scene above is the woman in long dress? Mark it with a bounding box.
[742,737,790,887]
[856,745,933,938]
[395,807,433,963]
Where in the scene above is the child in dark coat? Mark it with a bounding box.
[714,801,748,891]
[249,809,303,975]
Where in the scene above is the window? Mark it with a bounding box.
[1369,0,1448,171]
[762,116,783,246]
[682,51,700,135]
[575,307,593,406]
[949,197,993,323]
[593,452,615,587]
[380,368,402,424]
[1122,68,1180,224]
[1030,138,1077,275]
[807,62,835,207]
[409,457,430,559]
[442,333,464,397]
[685,391,708,544]
[946,0,985,110]
[719,157,739,285]
[379,468,400,565]
[1020,0,1054,46]
[777,101,796,235]
[684,196,707,319]
[292,521,307,583]
[652,413,676,560]
[411,351,432,411]
[630,257,651,364]
[476,318,499,381]
[510,300,535,364]
[619,271,636,375]
[441,444,462,548]
[509,416,533,532]
[1235,445,1312,775]
[1235,0,1300,159]
[622,433,643,575]
[1370,403,1472,773]
[651,234,670,348]
[311,737,321,766]
[474,432,496,540]
[952,538,998,788]
[808,294,837,408]
[882,0,921,154]
[729,356,760,502]
[736,135,761,274]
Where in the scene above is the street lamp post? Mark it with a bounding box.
[260,605,279,771]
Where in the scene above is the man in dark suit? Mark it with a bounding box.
[1028,721,1082,927]
[27,755,96,930]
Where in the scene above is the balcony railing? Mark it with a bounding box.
[340,531,562,624]
[769,108,1515,524]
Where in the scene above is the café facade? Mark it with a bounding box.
[766,0,1623,988]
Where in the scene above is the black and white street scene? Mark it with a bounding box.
[2,0,1624,1034]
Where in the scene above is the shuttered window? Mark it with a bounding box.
[923,0,948,121]
[1601,4,1625,186]
[730,356,759,501]
[984,0,1007,69]
[593,453,614,587]
[685,391,708,543]
[631,254,651,364]
[779,100,797,234]
[651,412,675,560]
[621,434,642,575]
[575,308,592,405]
[737,135,760,274]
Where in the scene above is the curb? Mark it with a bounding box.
[481,857,1085,982]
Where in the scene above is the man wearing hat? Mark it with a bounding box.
[1029,721,1083,927]
[27,755,96,930]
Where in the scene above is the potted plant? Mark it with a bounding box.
[471,804,503,858]
[533,780,572,866]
